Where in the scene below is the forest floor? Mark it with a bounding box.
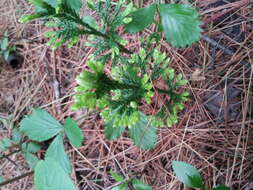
[0,0,253,190]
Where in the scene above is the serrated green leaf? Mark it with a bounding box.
[128,113,157,150]
[159,4,201,47]
[212,185,230,190]
[23,152,39,169]
[105,121,125,140]
[64,118,84,148]
[0,138,13,151]
[125,4,156,33]
[172,161,204,188]
[132,178,152,190]
[34,157,77,190]
[20,109,63,142]
[45,134,71,174]
[12,128,22,143]
[110,171,124,182]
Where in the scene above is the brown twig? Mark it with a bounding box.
[0,149,21,160]
[0,171,34,187]
[201,35,249,66]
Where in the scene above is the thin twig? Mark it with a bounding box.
[0,149,21,160]
[0,171,34,187]
[201,35,249,66]
[201,35,235,56]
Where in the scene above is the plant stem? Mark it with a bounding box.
[100,74,139,90]
[62,13,133,54]
[0,171,34,187]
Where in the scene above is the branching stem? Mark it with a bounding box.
[57,13,133,54]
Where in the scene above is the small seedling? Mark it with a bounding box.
[0,31,23,68]
[0,109,84,190]
[0,31,16,62]
[172,161,230,190]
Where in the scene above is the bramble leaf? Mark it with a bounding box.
[172,161,204,188]
[128,113,157,150]
[23,152,39,169]
[34,157,77,190]
[45,134,71,174]
[125,4,156,33]
[64,118,84,148]
[23,142,41,153]
[0,138,13,151]
[159,4,201,47]
[12,128,22,143]
[20,109,63,142]
[212,185,230,190]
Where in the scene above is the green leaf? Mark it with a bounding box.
[39,0,57,8]
[110,171,124,182]
[26,142,41,153]
[111,183,128,190]
[125,4,156,33]
[45,134,71,174]
[3,51,9,61]
[87,0,95,10]
[64,118,84,148]
[212,185,230,190]
[172,161,204,188]
[29,0,54,9]
[105,121,125,140]
[82,16,98,29]
[23,152,39,169]
[21,142,41,153]
[34,157,77,190]
[1,32,9,50]
[128,113,157,150]
[20,109,63,142]
[159,4,201,47]
[0,138,13,151]
[19,12,49,23]
[12,128,22,143]
[132,178,152,190]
